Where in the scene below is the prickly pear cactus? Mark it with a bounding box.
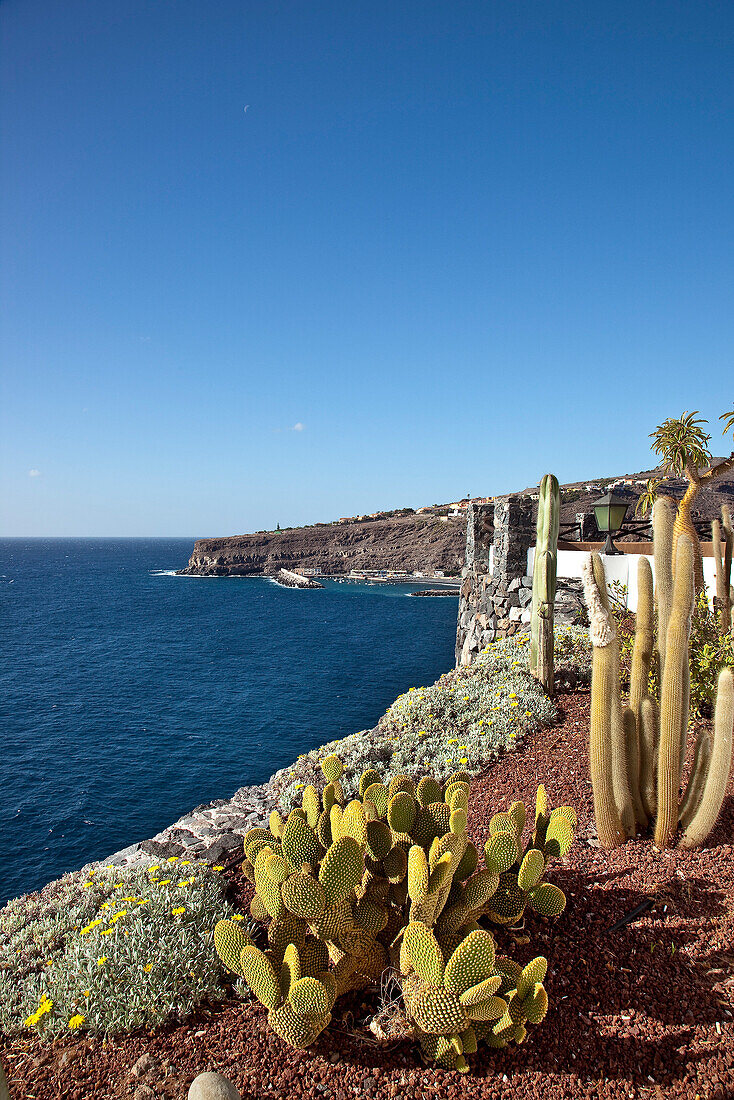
[214,755,574,1071]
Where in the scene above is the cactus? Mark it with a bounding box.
[224,755,572,1070]
[582,503,732,851]
[530,474,560,695]
[654,536,694,848]
[679,668,733,848]
[713,509,733,635]
[582,553,628,848]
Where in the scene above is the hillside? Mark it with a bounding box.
[178,513,466,576]
[178,460,734,576]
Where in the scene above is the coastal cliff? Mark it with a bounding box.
[178,514,465,577]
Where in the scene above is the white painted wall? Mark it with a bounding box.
[527,547,717,611]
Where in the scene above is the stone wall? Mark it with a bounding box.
[455,497,586,666]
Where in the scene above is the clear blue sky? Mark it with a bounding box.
[2,1,733,536]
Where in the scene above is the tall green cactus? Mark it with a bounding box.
[530,474,560,695]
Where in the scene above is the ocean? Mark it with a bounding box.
[0,539,458,905]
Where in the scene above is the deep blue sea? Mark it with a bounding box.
[0,539,458,905]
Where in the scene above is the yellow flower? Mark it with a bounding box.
[510,700,519,707]
[212,866,224,871]
[110,910,127,922]
[97,956,108,966]
[459,758,469,765]
[158,879,171,886]
[167,856,180,862]
[100,902,111,910]
[147,865,160,873]
[68,1014,85,1029]
[171,906,186,916]
[82,882,93,889]
[143,963,153,972]
[181,860,191,865]
[232,914,244,921]
[447,737,458,744]
[100,928,114,936]
[83,990,90,996]
[176,880,190,888]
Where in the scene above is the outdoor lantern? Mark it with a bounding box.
[593,491,630,555]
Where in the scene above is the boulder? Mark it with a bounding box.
[188,1071,241,1100]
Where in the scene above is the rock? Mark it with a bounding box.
[131,1052,157,1078]
[133,1087,155,1100]
[188,1071,241,1100]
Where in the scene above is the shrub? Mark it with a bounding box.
[0,859,243,1038]
[276,628,590,814]
[216,753,575,1072]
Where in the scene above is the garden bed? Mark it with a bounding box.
[3,686,733,1100]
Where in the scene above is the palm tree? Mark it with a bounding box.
[650,408,734,589]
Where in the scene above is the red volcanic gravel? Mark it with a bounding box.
[2,687,733,1100]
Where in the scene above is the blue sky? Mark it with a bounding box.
[2,1,733,536]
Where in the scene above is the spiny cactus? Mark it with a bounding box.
[582,508,733,851]
[713,508,733,635]
[217,756,573,1071]
[530,474,560,695]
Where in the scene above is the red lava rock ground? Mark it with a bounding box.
[2,687,733,1100]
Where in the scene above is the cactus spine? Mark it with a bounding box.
[530,474,560,696]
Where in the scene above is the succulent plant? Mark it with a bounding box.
[215,754,573,1071]
[582,499,734,851]
[530,474,560,695]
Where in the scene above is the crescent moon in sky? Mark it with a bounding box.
[244,105,250,112]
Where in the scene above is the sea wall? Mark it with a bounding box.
[455,498,585,666]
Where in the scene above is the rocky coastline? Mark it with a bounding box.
[177,513,465,577]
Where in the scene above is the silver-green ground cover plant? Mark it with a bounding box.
[278,628,590,813]
[0,859,244,1037]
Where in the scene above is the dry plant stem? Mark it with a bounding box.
[679,667,734,848]
[585,553,626,849]
[654,536,694,849]
[653,496,675,678]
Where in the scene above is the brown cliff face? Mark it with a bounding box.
[178,515,466,576]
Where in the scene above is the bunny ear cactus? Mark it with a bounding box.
[222,756,572,1069]
[530,474,560,696]
[582,509,734,850]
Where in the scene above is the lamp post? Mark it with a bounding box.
[593,491,630,555]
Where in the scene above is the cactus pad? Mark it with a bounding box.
[214,919,253,976]
[444,929,496,994]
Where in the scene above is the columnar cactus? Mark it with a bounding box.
[530,474,560,696]
[713,507,733,635]
[582,511,733,851]
[216,754,574,1071]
